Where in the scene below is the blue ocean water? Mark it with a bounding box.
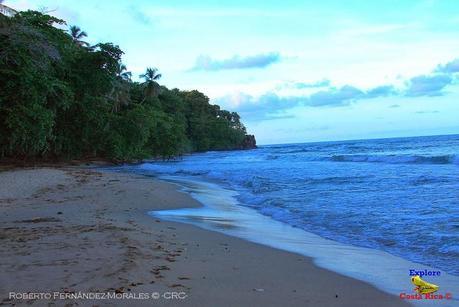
[126,134,459,275]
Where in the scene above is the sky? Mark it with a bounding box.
[5,0,459,144]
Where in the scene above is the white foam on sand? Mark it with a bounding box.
[149,176,459,306]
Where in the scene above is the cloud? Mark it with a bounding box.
[214,56,459,122]
[294,79,330,89]
[191,52,281,71]
[366,85,397,98]
[306,85,364,106]
[415,110,439,114]
[405,74,452,97]
[129,5,152,25]
[305,84,395,107]
[276,79,330,91]
[216,83,399,121]
[215,92,300,121]
[435,58,459,74]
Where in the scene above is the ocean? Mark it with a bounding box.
[119,134,459,278]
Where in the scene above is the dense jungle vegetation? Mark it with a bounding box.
[0,10,255,161]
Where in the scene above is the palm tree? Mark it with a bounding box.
[108,64,132,112]
[139,67,162,103]
[69,25,89,47]
[109,81,131,113]
[139,67,161,82]
[117,64,132,81]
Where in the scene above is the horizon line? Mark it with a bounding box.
[258,132,459,147]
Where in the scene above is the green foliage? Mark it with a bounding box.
[105,105,156,160]
[0,10,252,161]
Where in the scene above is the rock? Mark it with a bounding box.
[240,135,257,150]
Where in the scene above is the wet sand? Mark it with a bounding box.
[0,167,409,306]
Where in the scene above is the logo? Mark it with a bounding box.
[399,270,453,301]
[411,275,438,294]
[409,269,440,277]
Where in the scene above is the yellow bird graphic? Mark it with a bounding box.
[411,275,439,294]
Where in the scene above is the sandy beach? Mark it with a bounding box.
[0,167,409,306]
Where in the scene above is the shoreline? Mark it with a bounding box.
[149,175,459,306]
[0,167,408,306]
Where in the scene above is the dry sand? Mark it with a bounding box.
[0,167,409,306]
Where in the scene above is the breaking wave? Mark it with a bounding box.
[329,154,458,165]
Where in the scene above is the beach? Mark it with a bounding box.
[0,167,408,306]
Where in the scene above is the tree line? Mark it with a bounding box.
[0,10,255,161]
